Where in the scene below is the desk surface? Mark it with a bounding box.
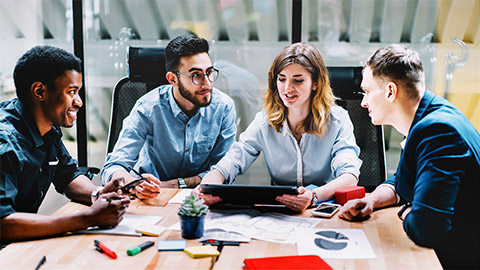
[0,189,442,269]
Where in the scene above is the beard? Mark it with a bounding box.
[178,78,212,107]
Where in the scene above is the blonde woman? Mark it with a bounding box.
[196,43,361,212]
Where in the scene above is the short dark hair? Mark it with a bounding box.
[165,34,209,72]
[13,45,82,104]
[365,44,424,99]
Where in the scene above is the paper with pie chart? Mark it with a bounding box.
[296,228,376,259]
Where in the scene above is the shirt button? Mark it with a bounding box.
[186,148,189,152]
[187,124,190,127]
[208,146,212,150]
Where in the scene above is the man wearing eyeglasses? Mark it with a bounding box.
[101,34,237,198]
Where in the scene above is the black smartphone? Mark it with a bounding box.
[118,178,145,194]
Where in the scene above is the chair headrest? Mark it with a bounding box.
[127,46,168,85]
[327,66,363,100]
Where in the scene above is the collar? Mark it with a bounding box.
[168,86,206,118]
[281,120,292,137]
[13,99,44,148]
[408,90,435,135]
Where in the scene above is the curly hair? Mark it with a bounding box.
[13,45,81,105]
[263,43,335,138]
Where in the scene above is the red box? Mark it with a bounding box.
[335,186,365,205]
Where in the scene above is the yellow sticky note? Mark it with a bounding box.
[183,245,220,258]
[135,223,166,237]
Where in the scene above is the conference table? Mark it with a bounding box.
[0,188,442,269]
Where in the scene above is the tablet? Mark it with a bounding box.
[200,184,298,207]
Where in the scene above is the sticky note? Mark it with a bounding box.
[135,223,166,237]
[157,240,186,251]
[183,244,220,258]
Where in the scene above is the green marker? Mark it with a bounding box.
[127,241,155,256]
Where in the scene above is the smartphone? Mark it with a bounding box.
[119,178,145,194]
[312,203,341,218]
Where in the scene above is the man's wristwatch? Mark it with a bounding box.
[397,202,412,221]
[91,187,103,204]
[177,178,187,189]
[310,190,318,207]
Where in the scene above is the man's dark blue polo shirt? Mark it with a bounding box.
[0,98,82,218]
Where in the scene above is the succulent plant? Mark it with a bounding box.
[178,194,209,217]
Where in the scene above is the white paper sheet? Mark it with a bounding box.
[296,228,376,259]
[200,209,321,243]
[77,214,162,236]
[168,189,193,204]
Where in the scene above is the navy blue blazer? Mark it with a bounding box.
[386,90,480,268]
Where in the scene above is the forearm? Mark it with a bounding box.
[1,211,92,242]
[161,176,202,188]
[315,173,358,201]
[64,175,98,205]
[200,170,226,185]
[366,184,398,209]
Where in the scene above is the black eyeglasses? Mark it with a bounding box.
[176,68,219,85]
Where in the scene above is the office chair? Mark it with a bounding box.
[327,67,387,192]
[106,46,168,154]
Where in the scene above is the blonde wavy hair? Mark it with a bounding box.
[263,43,335,138]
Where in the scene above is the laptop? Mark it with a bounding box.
[200,184,298,207]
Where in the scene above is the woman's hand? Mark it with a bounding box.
[192,185,222,205]
[276,186,313,212]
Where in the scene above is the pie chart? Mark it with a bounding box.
[314,230,349,250]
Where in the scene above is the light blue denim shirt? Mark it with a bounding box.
[213,106,361,186]
[101,85,237,184]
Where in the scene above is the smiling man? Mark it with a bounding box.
[0,46,129,243]
[337,44,480,269]
[101,34,236,197]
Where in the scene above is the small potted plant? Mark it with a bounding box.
[178,194,209,239]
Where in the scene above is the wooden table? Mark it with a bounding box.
[0,189,442,269]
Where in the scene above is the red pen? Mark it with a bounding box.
[94,240,117,259]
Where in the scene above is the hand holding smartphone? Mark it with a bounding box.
[118,178,145,194]
[312,203,341,218]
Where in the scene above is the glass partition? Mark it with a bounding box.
[1,0,479,188]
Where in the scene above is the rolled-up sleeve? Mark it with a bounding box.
[330,110,362,179]
[213,112,263,184]
[101,100,152,184]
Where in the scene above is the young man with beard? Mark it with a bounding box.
[101,34,237,198]
[338,44,480,268]
[0,46,129,243]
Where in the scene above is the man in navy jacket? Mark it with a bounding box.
[338,44,480,269]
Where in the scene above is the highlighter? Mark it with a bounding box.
[127,241,155,256]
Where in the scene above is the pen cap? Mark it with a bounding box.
[127,247,142,256]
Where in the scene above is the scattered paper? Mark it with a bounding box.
[205,209,321,243]
[135,223,166,236]
[77,214,162,236]
[200,227,251,242]
[168,189,193,204]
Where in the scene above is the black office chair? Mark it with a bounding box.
[106,46,168,154]
[327,67,387,192]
